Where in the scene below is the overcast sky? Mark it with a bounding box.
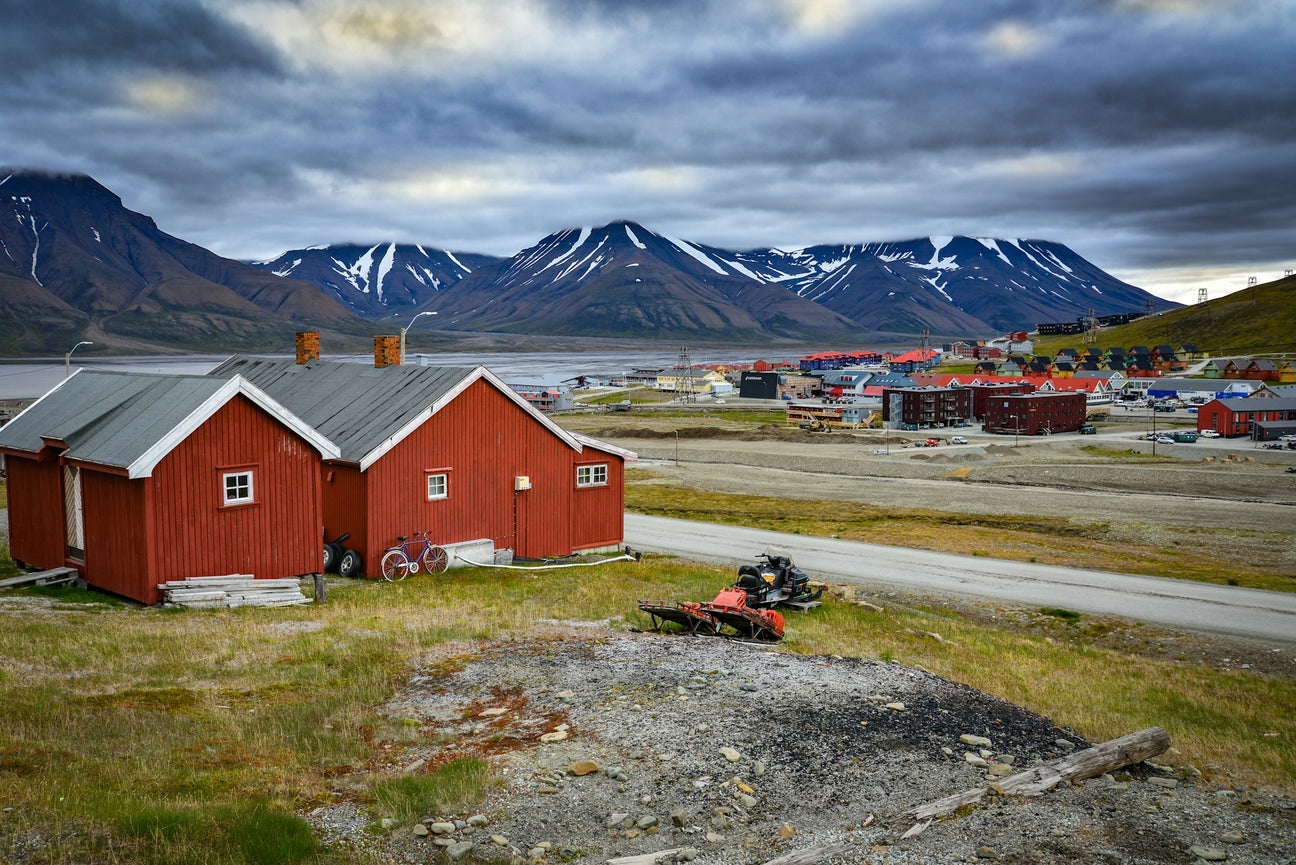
[3,0,1293,305]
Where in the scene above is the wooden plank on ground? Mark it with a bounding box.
[0,567,79,589]
[895,726,1170,836]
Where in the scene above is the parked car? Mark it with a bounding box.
[1077,423,1097,435]
[949,435,968,444]
[1280,434,1296,442]
[1155,435,1174,444]
[1199,429,1220,438]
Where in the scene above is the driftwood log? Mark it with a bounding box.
[896,726,1170,836]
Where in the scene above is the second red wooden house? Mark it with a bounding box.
[210,356,635,575]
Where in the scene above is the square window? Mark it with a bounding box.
[576,463,608,487]
[223,471,253,505]
[427,473,448,500]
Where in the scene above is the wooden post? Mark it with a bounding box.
[897,727,1170,835]
[312,572,326,604]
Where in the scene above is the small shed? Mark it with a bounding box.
[0,372,337,604]
[209,357,634,573]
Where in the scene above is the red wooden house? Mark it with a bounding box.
[0,372,338,604]
[210,356,634,575]
[1198,397,1296,438]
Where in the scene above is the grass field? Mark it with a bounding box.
[1,555,1294,865]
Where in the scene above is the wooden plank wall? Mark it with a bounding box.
[147,396,323,596]
[4,456,65,568]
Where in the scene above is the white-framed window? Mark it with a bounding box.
[576,463,608,488]
[426,472,449,500]
[222,470,254,506]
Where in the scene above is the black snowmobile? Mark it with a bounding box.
[732,550,823,610]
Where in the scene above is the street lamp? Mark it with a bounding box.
[399,311,437,365]
[65,341,93,378]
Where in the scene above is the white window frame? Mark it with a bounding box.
[222,470,254,506]
[576,463,608,488]
[426,472,449,501]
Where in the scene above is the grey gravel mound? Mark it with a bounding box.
[305,631,1296,865]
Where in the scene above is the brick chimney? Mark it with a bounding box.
[295,331,320,364]
[374,335,401,368]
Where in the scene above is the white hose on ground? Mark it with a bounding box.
[452,552,638,570]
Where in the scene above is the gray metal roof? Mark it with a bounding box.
[209,357,586,466]
[210,357,471,463]
[0,371,239,470]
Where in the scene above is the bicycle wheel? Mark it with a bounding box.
[380,549,412,582]
[423,545,449,574]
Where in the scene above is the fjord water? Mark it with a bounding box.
[0,349,784,400]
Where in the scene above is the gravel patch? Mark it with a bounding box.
[307,630,1296,865]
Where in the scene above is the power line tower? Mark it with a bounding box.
[1081,308,1099,345]
[677,346,695,403]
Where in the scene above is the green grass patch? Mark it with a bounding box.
[1040,608,1083,623]
[1079,445,1177,460]
[369,757,492,824]
[579,387,673,405]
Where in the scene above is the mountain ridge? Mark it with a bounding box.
[1,170,1177,352]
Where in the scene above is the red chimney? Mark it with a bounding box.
[374,335,401,368]
[295,331,320,364]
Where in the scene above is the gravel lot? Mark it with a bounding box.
[310,631,1296,865]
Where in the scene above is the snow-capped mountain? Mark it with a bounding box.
[253,243,505,319]
[425,222,1169,338]
[741,236,1159,334]
[427,220,861,340]
[0,170,366,353]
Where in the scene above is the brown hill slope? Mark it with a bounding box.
[0,171,370,354]
[1031,273,1296,357]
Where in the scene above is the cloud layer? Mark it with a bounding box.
[4,0,1294,304]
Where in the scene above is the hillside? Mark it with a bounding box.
[0,171,373,354]
[1030,273,1296,358]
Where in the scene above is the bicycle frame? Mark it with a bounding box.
[380,532,449,581]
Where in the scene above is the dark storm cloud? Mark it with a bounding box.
[0,0,1292,301]
[0,0,281,81]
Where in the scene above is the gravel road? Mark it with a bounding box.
[625,513,1296,645]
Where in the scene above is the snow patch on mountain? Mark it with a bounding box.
[272,258,301,277]
[624,224,647,250]
[974,237,1014,266]
[910,236,958,271]
[664,235,728,275]
[374,244,396,301]
[444,250,470,273]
